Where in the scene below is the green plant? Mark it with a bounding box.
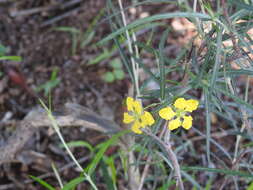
[0,43,22,62]
[35,67,60,96]
[101,0,253,189]
[0,43,22,77]
[31,0,253,189]
[102,58,125,83]
[30,175,87,190]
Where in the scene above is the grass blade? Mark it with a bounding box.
[29,175,56,190]
[182,166,253,178]
[159,28,169,100]
[85,130,129,175]
[99,12,211,45]
[62,177,85,190]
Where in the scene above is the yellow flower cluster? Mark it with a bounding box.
[123,97,154,134]
[159,98,199,130]
[123,97,199,134]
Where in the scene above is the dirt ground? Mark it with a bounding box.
[0,1,130,189]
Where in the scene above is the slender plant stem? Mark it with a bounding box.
[51,163,64,188]
[163,124,184,190]
[117,0,140,98]
[40,100,98,190]
[144,124,184,190]
[233,76,250,163]
[137,123,168,190]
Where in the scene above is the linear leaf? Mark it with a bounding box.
[182,166,253,178]
[99,12,211,44]
[0,56,22,61]
[30,176,56,190]
[159,29,169,100]
[62,177,85,190]
[85,130,129,175]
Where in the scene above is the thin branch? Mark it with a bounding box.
[137,123,168,190]
[117,0,140,98]
[144,124,184,190]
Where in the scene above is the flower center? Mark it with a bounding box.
[176,109,186,119]
[129,111,141,121]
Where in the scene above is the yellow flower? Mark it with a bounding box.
[159,98,199,130]
[123,97,155,134]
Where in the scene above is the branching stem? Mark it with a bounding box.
[144,123,184,190]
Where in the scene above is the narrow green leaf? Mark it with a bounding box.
[100,159,115,190]
[54,27,80,34]
[205,178,213,190]
[159,28,169,100]
[62,177,85,190]
[85,130,129,175]
[87,49,111,65]
[106,157,117,186]
[217,69,253,77]
[99,12,211,44]
[182,166,253,178]
[215,87,253,110]
[59,141,94,153]
[30,175,56,190]
[204,88,211,165]
[0,56,22,61]
[81,31,95,48]
[181,171,203,189]
[229,0,253,11]
[113,37,134,82]
[210,29,222,88]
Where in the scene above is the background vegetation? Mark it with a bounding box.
[0,0,253,189]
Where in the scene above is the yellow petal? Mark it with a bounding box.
[174,98,187,110]
[141,111,155,126]
[182,116,193,130]
[168,118,181,130]
[123,112,135,124]
[126,97,135,112]
[185,99,199,112]
[132,100,142,115]
[159,107,176,120]
[131,121,142,134]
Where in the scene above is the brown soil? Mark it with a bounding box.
[0,1,128,189]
